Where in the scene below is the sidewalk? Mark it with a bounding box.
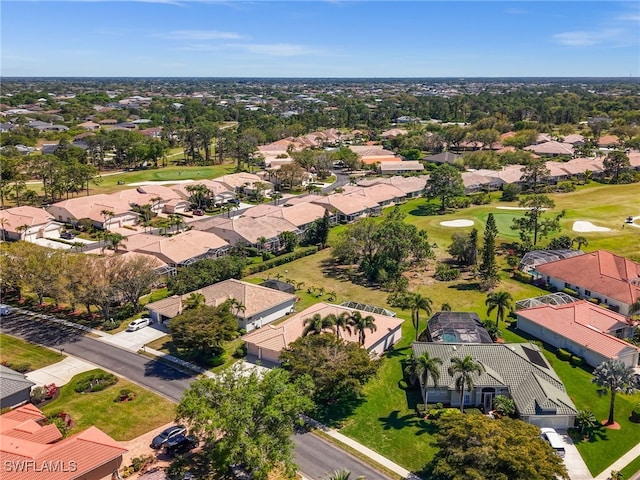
[594,443,640,480]
[26,356,97,387]
[304,416,421,480]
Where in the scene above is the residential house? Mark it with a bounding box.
[380,128,408,139]
[0,365,35,409]
[0,404,127,480]
[241,202,332,232]
[460,171,498,193]
[358,175,427,198]
[47,194,138,230]
[125,230,229,267]
[524,141,574,157]
[424,152,462,165]
[146,279,296,332]
[411,342,578,429]
[379,161,425,175]
[310,193,381,223]
[194,215,300,251]
[348,145,402,166]
[342,183,407,207]
[170,180,236,206]
[242,302,404,363]
[0,206,63,242]
[598,135,620,149]
[77,120,101,131]
[535,250,640,316]
[563,134,585,145]
[516,300,639,368]
[216,173,273,196]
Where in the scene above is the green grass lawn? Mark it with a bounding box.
[620,455,640,479]
[0,333,65,371]
[145,335,243,373]
[42,369,176,441]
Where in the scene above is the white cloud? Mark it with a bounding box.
[163,30,246,40]
[553,28,624,47]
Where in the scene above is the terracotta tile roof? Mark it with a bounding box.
[598,135,620,147]
[563,134,585,144]
[358,175,427,194]
[536,250,640,305]
[171,180,233,199]
[0,206,56,232]
[242,302,403,355]
[195,215,299,245]
[146,278,295,320]
[524,141,574,156]
[379,161,425,172]
[517,300,639,359]
[311,193,379,216]
[242,203,327,228]
[133,230,229,265]
[48,194,134,222]
[342,183,407,204]
[0,406,126,480]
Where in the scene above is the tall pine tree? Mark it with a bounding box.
[479,213,499,290]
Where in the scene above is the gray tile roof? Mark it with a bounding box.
[0,365,35,399]
[411,342,577,417]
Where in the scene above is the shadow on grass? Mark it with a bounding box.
[448,282,480,291]
[313,396,366,427]
[378,410,418,431]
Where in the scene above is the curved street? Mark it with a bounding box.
[0,312,392,480]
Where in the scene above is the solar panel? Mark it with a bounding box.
[522,346,548,369]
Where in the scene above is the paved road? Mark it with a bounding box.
[1,313,391,480]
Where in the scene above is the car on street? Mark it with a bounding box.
[164,434,198,456]
[126,317,151,332]
[151,425,187,449]
[0,304,13,316]
[540,427,565,457]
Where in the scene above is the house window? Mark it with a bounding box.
[464,392,472,405]
[585,290,591,297]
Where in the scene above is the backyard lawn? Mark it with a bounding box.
[0,333,65,371]
[42,369,176,441]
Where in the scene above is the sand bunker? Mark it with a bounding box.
[440,219,474,227]
[572,221,611,233]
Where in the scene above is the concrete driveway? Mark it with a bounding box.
[26,356,97,387]
[557,430,592,480]
[98,323,168,352]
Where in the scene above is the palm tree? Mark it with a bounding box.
[572,236,589,250]
[448,355,485,413]
[325,312,352,340]
[327,290,337,302]
[485,291,514,330]
[100,209,114,231]
[347,311,377,346]
[404,352,442,404]
[441,303,452,312]
[105,232,127,252]
[302,313,335,336]
[228,298,246,317]
[0,217,8,241]
[408,293,432,341]
[323,470,365,480]
[628,299,640,318]
[16,224,30,240]
[295,281,305,292]
[592,359,638,426]
[184,292,206,310]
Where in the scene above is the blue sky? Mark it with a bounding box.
[2,1,639,77]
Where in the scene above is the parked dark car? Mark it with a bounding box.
[227,198,240,205]
[192,209,205,216]
[164,434,198,456]
[151,425,186,449]
[60,231,75,239]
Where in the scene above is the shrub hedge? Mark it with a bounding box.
[244,246,318,275]
[557,349,572,361]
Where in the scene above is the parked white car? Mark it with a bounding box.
[0,304,13,316]
[540,427,565,457]
[126,317,151,332]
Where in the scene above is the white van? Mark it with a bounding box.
[0,304,13,316]
[540,427,566,457]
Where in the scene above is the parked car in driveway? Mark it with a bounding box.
[127,317,151,332]
[540,427,565,457]
[60,231,75,239]
[151,425,187,449]
[192,209,205,216]
[0,304,13,316]
[165,434,198,456]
